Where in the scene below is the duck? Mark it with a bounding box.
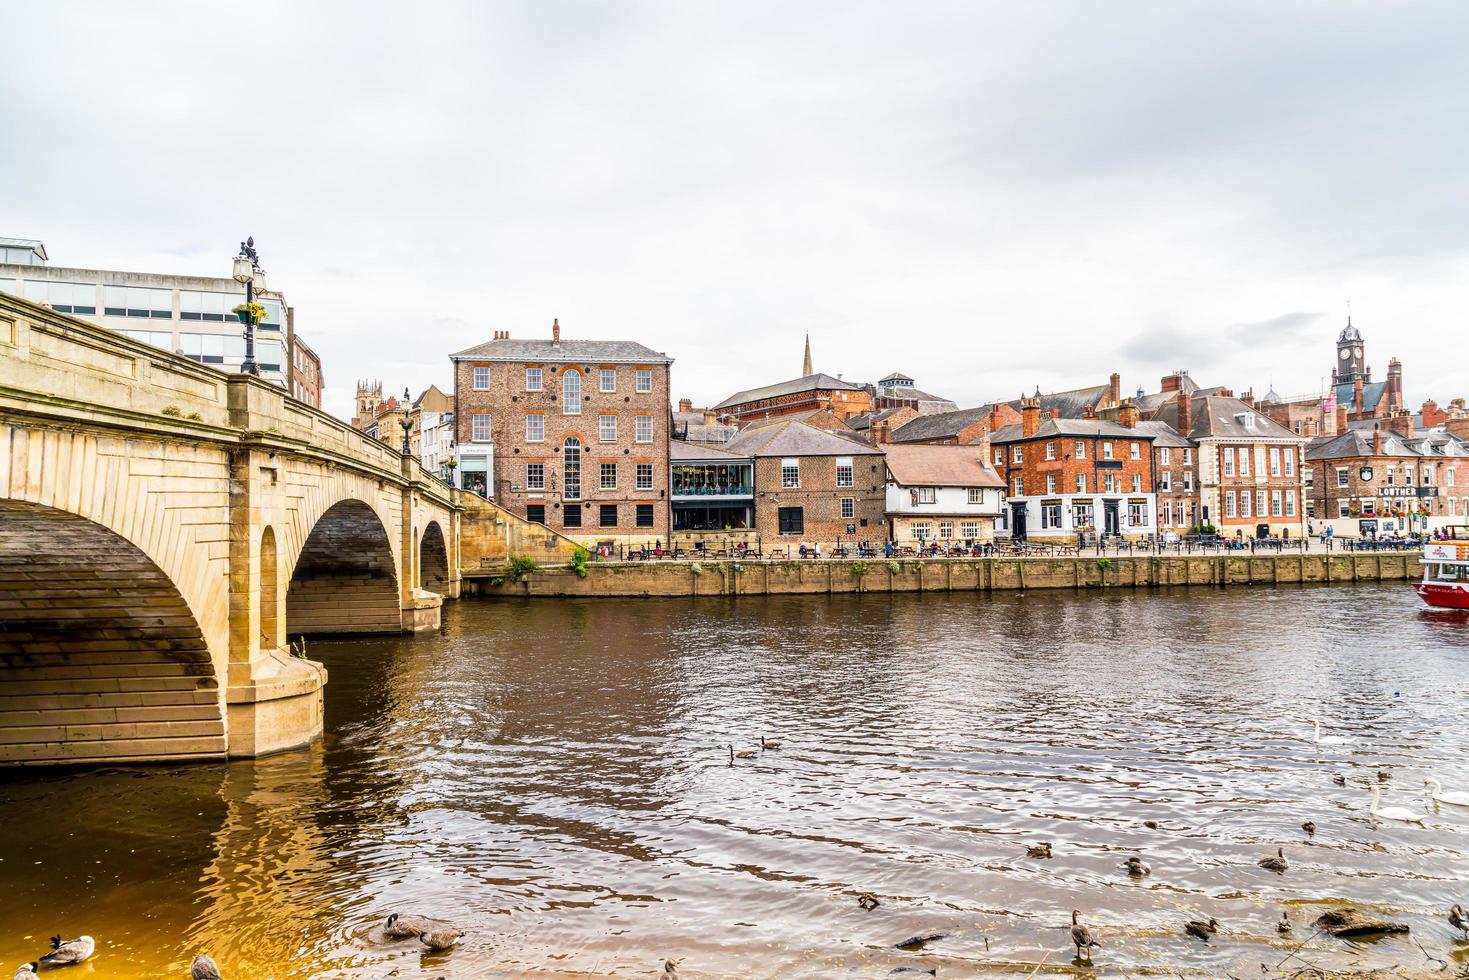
[1367,784,1425,825]
[1026,842,1053,859]
[1301,820,1316,837]
[1449,904,1469,938]
[191,954,222,980]
[13,965,38,980]
[40,936,95,967]
[661,959,681,978]
[1184,917,1219,941]
[1310,719,1347,746]
[1277,911,1292,934]
[1425,778,1469,808]
[1069,910,1099,961]
[1123,856,1151,877]
[1332,773,1348,787]
[417,928,463,952]
[760,736,782,751]
[1377,769,1392,782]
[728,744,756,763]
[383,913,430,940]
[1258,848,1289,872]
[857,892,881,911]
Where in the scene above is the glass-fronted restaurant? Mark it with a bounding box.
[671,444,754,531]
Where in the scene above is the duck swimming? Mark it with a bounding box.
[383,913,430,940]
[1026,842,1053,859]
[1301,820,1316,837]
[1123,856,1151,877]
[418,928,463,952]
[1277,911,1292,934]
[760,736,782,750]
[1184,917,1219,940]
[190,954,222,980]
[1258,848,1289,872]
[39,936,94,967]
[728,744,756,763]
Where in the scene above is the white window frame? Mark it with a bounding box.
[1130,442,1141,460]
[1241,490,1252,517]
[635,462,653,490]
[1160,470,1172,491]
[917,487,937,504]
[561,369,582,415]
[635,415,654,443]
[525,367,542,391]
[967,488,983,504]
[1076,473,1086,493]
[526,462,545,490]
[1132,473,1142,493]
[471,413,492,443]
[635,369,653,393]
[781,458,800,488]
[1045,442,1056,460]
[525,414,545,442]
[1012,446,1023,463]
[598,414,617,442]
[1160,447,1171,465]
[836,456,853,487]
[600,368,617,393]
[1075,441,1086,460]
[472,366,490,390]
[600,461,618,490]
[1045,473,1056,494]
[938,520,954,539]
[1102,442,1114,460]
[1226,492,1237,518]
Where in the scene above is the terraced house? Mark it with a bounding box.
[450,319,674,547]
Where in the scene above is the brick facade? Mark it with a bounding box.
[753,453,885,550]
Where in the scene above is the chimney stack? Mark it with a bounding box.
[1372,423,1383,456]
[989,402,1003,433]
[1421,399,1445,427]
[1335,403,1348,435]
[678,397,693,412]
[1382,410,1413,439]
[1118,398,1138,429]
[1049,407,1060,419]
[1303,416,1317,438]
[1160,371,1185,394]
[552,318,561,345]
[1387,357,1404,412]
[1176,389,1192,437]
[1353,375,1364,416]
[1021,392,1041,438]
[1109,372,1121,406]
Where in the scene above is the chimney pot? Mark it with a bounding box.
[552,318,561,344]
[1109,372,1121,405]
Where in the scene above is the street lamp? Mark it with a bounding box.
[399,387,413,457]
[232,237,266,376]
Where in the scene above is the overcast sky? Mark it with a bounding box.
[3,1,1466,419]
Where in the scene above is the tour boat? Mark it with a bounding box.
[1417,527,1469,609]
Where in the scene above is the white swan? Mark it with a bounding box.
[1425,778,1469,808]
[1367,784,1424,825]
[1310,719,1348,746]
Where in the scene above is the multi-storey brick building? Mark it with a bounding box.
[1135,420,1197,533]
[1306,424,1468,536]
[721,417,885,551]
[990,396,1157,541]
[450,319,674,546]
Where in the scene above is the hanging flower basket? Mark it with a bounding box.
[233,302,268,324]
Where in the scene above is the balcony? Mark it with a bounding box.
[672,484,753,499]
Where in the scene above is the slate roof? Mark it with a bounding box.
[990,418,1151,443]
[1306,429,1422,461]
[1147,395,1302,441]
[889,406,993,443]
[1004,384,1112,418]
[714,372,865,410]
[847,406,907,432]
[721,417,881,457]
[671,441,749,461]
[883,445,1003,488]
[450,337,672,364]
[878,372,914,385]
[1133,420,1193,448]
[1332,380,1387,414]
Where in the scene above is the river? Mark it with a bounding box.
[2,584,1468,978]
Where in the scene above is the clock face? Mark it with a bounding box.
[1340,348,1351,359]
[1354,346,1363,358]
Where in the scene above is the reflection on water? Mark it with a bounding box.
[3,585,1469,978]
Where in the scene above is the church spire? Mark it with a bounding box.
[802,332,813,377]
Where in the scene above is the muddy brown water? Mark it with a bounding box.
[2,585,1469,978]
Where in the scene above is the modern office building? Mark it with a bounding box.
[0,236,304,390]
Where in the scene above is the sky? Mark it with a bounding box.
[2,1,1466,420]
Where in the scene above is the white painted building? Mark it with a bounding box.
[420,410,455,479]
[883,444,1005,544]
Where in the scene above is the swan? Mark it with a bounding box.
[1426,778,1469,808]
[40,936,95,966]
[1310,719,1347,746]
[191,954,222,980]
[1367,784,1425,825]
[1070,910,1099,961]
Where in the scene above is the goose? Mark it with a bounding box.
[14,965,38,980]
[1277,911,1292,934]
[760,736,782,751]
[661,960,681,979]
[1184,917,1219,940]
[417,928,463,952]
[728,745,756,763]
[1301,820,1316,837]
[1069,910,1099,961]
[1123,856,1151,877]
[1367,784,1425,825]
[1310,719,1347,746]
[191,954,222,980]
[1258,848,1289,872]
[40,936,95,966]
[1425,779,1469,808]
[1449,904,1469,937]
[383,913,430,940]
[1026,842,1053,859]
[857,892,881,911]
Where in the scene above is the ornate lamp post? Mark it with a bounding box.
[399,387,413,457]
[232,237,267,377]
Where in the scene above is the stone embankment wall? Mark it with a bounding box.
[458,493,583,571]
[463,553,1421,598]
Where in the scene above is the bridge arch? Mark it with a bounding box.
[286,498,401,634]
[0,500,224,764]
[421,520,450,594]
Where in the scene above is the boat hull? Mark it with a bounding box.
[1416,582,1469,609]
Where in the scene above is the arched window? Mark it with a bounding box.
[563,436,582,500]
[562,369,581,415]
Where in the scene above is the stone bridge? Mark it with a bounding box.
[0,294,461,766]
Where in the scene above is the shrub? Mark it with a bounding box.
[160,405,182,417]
[690,561,703,576]
[186,411,203,421]
[886,560,901,575]
[570,545,590,578]
[508,554,540,580]
[850,560,868,577]
[1095,558,1113,571]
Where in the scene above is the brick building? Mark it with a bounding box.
[990,395,1157,541]
[1306,423,1469,535]
[888,403,1020,446]
[449,319,674,546]
[1134,420,1197,533]
[721,417,885,551]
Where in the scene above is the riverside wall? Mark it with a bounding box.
[462,553,1422,598]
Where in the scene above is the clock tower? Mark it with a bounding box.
[1332,317,1367,384]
